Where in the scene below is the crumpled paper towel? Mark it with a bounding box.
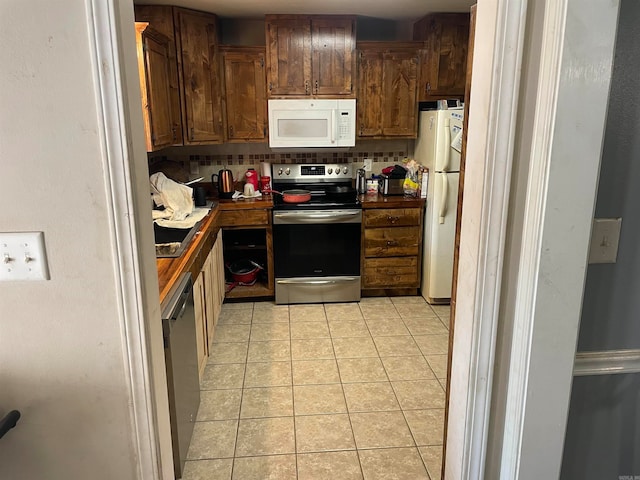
[150,172,193,221]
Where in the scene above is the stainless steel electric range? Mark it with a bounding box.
[271,163,362,304]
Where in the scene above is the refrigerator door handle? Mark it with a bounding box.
[443,117,451,171]
[439,173,448,224]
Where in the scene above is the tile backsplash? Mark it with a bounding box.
[148,140,414,184]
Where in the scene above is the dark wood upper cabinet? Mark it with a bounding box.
[357,42,420,138]
[135,23,182,151]
[266,15,356,97]
[266,16,311,96]
[174,8,224,144]
[311,18,355,96]
[221,47,267,142]
[414,13,470,100]
[356,48,384,137]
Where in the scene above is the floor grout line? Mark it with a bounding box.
[329,309,366,480]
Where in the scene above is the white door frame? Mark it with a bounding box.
[86,0,173,478]
[448,0,621,479]
[89,0,619,478]
[445,0,529,478]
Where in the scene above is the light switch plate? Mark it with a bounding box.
[588,218,622,264]
[190,161,200,175]
[363,158,372,171]
[0,232,50,281]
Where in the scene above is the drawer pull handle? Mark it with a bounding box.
[387,216,400,224]
[386,240,398,247]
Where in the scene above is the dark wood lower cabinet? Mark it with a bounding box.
[361,206,423,291]
[218,206,274,299]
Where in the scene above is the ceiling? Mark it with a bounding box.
[134,0,475,21]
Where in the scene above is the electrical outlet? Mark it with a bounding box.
[0,232,50,281]
[588,218,622,264]
[363,158,372,171]
[190,161,200,175]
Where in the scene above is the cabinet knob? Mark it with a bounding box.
[387,216,400,224]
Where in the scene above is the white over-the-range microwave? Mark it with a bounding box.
[268,99,356,148]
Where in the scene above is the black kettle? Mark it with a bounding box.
[212,168,234,199]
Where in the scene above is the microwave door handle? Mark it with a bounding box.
[331,110,336,144]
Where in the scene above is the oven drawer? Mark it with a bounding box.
[364,208,421,228]
[363,257,419,288]
[219,209,269,227]
[364,226,421,257]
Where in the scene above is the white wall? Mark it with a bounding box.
[0,0,168,478]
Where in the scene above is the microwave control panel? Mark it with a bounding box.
[337,110,353,140]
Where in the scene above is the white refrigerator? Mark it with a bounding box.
[415,107,464,304]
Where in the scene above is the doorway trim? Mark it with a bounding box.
[486,0,620,478]
[86,0,167,477]
[446,0,529,478]
[88,0,580,478]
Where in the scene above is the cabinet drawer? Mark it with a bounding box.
[364,226,420,257]
[363,256,419,288]
[219,209,269,227]
[364,208,421,227]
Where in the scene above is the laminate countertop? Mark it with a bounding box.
[156,207,220,304]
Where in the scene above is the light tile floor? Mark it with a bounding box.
[183,296,450,480]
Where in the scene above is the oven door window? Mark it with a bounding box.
[273,223,361,278]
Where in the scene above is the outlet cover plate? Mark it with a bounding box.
[588,218,622,264]
[0,232,50,281]
[363,158,372,171]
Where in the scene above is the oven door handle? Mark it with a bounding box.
[277,278,359,285]
[273,210,362,224]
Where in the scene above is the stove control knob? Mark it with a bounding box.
[285,168,291,175]
[278,168,283,175]
[335,169,341,175]
[327,168,333,174]
[343,167,349,174]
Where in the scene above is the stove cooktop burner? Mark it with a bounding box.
[271,163,360,210]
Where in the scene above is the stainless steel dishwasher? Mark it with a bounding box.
[161,273,200,479]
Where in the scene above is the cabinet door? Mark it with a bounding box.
[135,24,181,151]
[266,17,312,96]
[416,13,469,100]
[311,17,355,96]
[175,8,224,143]
[381,50,419,137]
[223,49,267,142]
[193,272,208,379]
[356,49,383,137]
[202,249,216,351]
[215,231,226,307]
